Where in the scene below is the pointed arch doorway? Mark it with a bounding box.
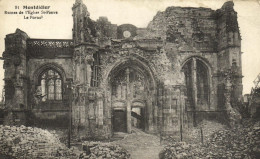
[109,62,154,133]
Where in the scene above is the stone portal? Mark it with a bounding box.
[111,66,149,133]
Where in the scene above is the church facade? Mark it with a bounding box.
[2,0,243,138]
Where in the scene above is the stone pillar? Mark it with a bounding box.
[147,89,154,132]
[157,84,164,133]
[152,87,158,132]
[180,85,187,129]
[74,51,81,84]
[86,59,92,86]
[72,46,95,138]
[191,57,197,126]
[126,68,131,133]
[3,29,29,125]
[96,90,104,126]
[162,85,167,133]
[163,86,172,133]
[191,57,197,109]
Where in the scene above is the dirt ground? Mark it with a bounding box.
[112,128,164,159]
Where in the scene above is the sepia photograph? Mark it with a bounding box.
[0,0,260,158]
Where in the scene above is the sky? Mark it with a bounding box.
[0,0,260,100]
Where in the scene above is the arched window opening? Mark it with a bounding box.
[39,69,63,101]
[196,60,209,105]
[183,57,210,109]
[183,60,193,107]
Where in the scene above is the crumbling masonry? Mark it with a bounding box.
[2,0,243,138]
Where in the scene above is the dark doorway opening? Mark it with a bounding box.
[113,109,127,132]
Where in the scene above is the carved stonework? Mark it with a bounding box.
[83,54,94,65]
[2,0,244,138]
[74,50,81,64]
[96,89,104,99]
[27,39,73,58]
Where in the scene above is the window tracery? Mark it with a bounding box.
[183,58,210,109]
[39,69,63,101]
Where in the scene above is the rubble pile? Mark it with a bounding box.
[160,120,260,159]
[183,120,226,144]
[196,120,226,142]
[159,142,198,159]
[202,129,252,158]
[0,125,79,159]
[80,141,130,159]
[162,120,226,144]
[249,122,260,156]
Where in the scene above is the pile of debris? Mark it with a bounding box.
[160,120,260,159]
[0,125,79,159]
[0,125,131,159]
[202,120,260,158]
[196,120,226,142]
[249,122,260,154]
[159,142,197,159]
[162,120,226,144]
[80,141,130,159]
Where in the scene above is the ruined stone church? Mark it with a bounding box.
[2,0,243,138]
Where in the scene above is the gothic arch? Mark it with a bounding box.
[105,56,157,88]
[181,56,211,110]
[181,56,212,89]
[105,57,157,133]
[33,63,67,85]
[181,56,213,71]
